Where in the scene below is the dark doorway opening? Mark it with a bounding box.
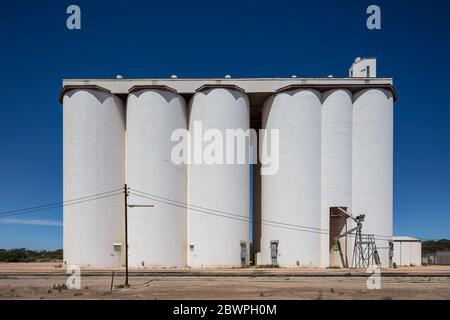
[329,207,349,268]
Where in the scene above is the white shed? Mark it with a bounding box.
[392,236,422,266]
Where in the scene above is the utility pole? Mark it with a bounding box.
[124,184,129,288]
[123,184,154,288]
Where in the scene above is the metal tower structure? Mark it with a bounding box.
[334,207,381,268]
[352,232,381,268]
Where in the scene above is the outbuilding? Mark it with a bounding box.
[392,236,422,266]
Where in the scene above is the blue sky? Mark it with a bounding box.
[0,0,449,249]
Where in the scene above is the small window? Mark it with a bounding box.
[366,66,371,77]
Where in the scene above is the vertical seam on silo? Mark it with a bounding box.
[96,97,99,248]
[319,91,325,267]
[123,96,127,266]
[349,90,354,266]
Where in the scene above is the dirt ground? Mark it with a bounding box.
[0,263,449,300]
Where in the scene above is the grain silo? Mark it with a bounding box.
[352,88,394,267]
[62,88,125,268]
[321,89,353,268]
[187,86,250,267]
[126,87,187,268]
[260,89,322,267]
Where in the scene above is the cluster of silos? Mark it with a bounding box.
[62,85,250,268]
[62,82,393,269]
[259,87,393,267]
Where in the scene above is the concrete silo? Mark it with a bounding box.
[187,86,250,267]
[352,89,394,267]
[63,88,125,267]
[321,89,353,268]
[126,87,187,268]
[261,89,322,267]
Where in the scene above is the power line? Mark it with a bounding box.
[0,189,124,219]
[129,188,397,242]
[129,191,369,239]
[0,188,123,216]
[131,191,393,242]
[0,185,434,242]
[130,188,329,233]
[129,191,251,223]
[0,192,123,219]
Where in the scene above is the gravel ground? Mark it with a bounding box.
[1,263,449,300]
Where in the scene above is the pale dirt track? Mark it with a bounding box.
[0,263,449,300]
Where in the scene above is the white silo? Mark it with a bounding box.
[261,89,322,267]
[63,88,125,267]
[321,89,353,267]
[126,87,187,268]
[188,87,250,267]
[352,89,394,267]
